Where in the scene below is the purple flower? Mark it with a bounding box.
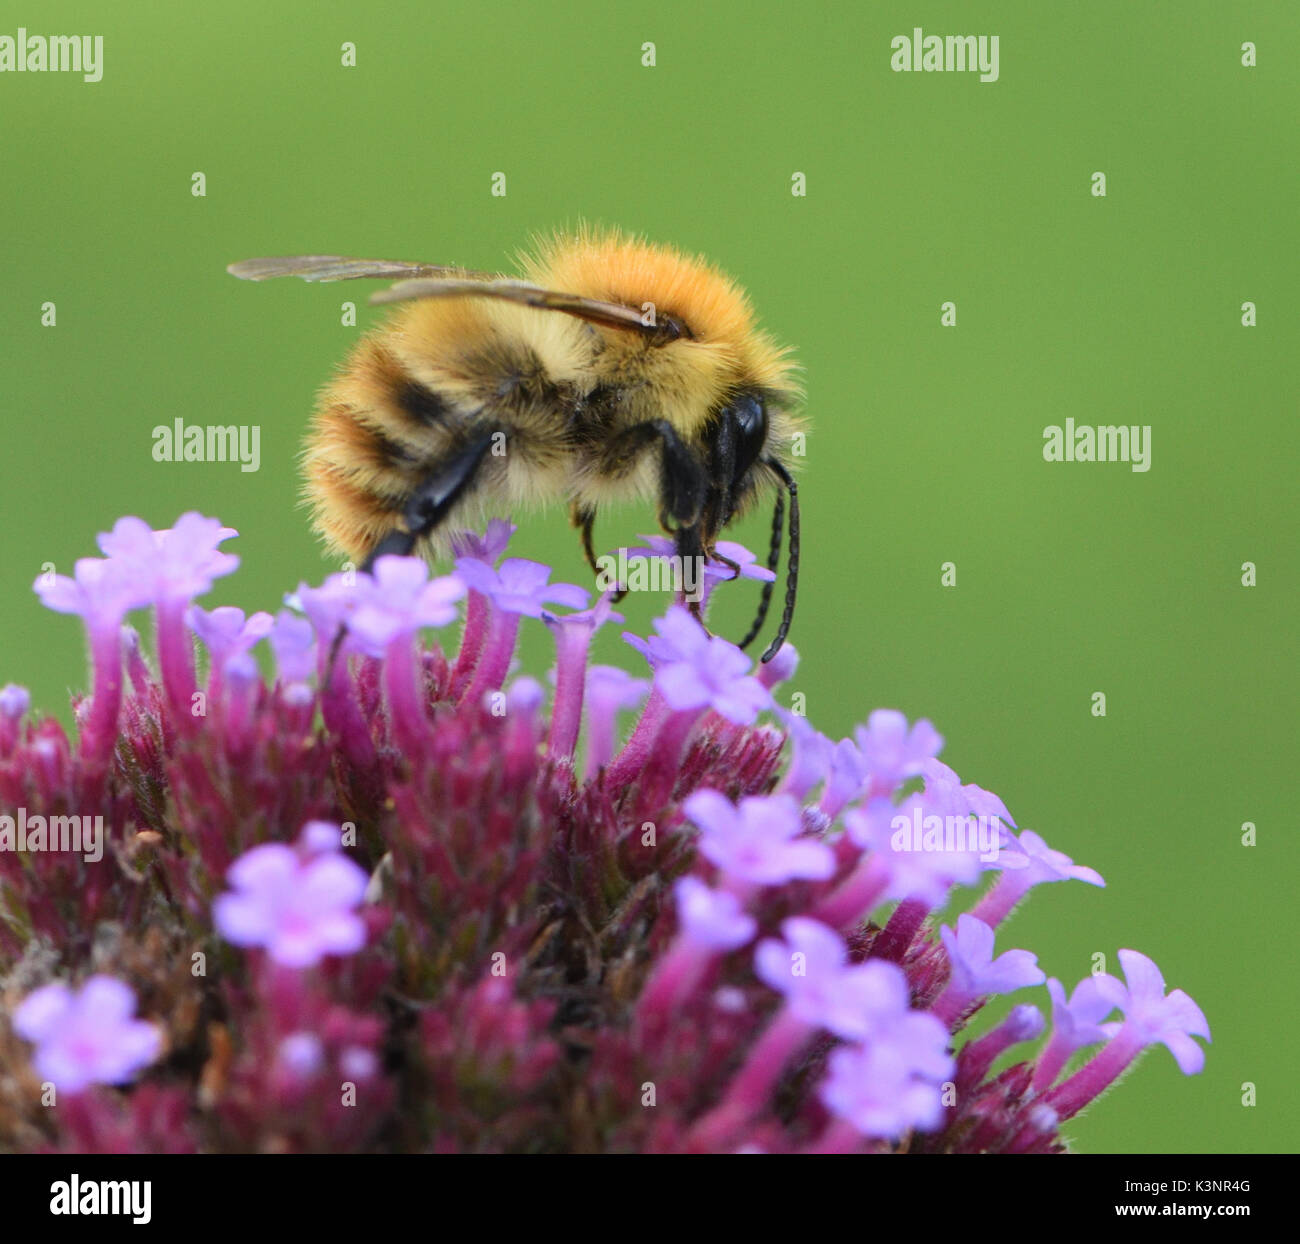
[637,607,770,724]
[972,828,1105,927]
[757,641,798,689]
[775,709,834,801]
[347,556,465,656]
[295,571,366,644]
[454,556,588,617]
[277,1032,325,1078]
[921,759,1016,827]
[188,605,274,669]
[340,1046,380,1080]
[1098,949,1212,1075]
[1046,950,1211,1120]
[854,710,944,792]
[13,976,162,1093]
[586,664,650,714]
[674,877,757,951]
[621,605,706,668]
[754,917,914,1040]
[1047,975,1116,1051]
[97,512,240,603]
[213,828,369,967]
[821,736,868,815]
[685,790,834,885]
[1013,830,1105,888]
[705,540,777,585]
[0,683,31,719]
[34,557,139,628]
[940,914,1045,998]
[626,534,775,587]
[450,519,516,564]
[818,1041,950,1140]
[1031,974,1118,1091]
[269,609,317,684]
[844,795,984,907]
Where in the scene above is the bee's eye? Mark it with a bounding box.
[731,393,768,482]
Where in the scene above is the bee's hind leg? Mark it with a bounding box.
[360,431,500,573]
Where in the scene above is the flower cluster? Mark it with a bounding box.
[0,513,1208,1153]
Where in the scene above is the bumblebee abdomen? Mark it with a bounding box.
[303,315,579,562]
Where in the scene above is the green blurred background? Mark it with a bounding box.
[2,1,1295,1153]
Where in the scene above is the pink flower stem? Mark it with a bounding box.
[449,589,490,698]
[810,854,889,930]
[156,599,197,730]
[319,649,377,773]
[384,636,429,752]
[546,623,592,764]
[970,874,1030,929]
[221,664,259,757]
[604,686,671,788]
[82,621,124,766]
[1046,1023,1144,1120]
[801,1118,867,1154]
[631,709,702,813]
[873,897,931,962]
[960,1011,1036,1087]
[688,1008,812,1150]
[635,939,711,1028]
[582,695,621,780]
[1031,1031,1076,1092]
[931,984,977,1028]
[459,608,519,708]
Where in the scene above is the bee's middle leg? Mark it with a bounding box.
[360,430,500,572]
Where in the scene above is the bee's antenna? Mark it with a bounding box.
[737,487,784,650]
[759,460,799,663]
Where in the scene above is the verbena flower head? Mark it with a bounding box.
[0,512,1209,1154]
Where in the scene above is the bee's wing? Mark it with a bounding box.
[372,277,670,338]
[228,256,679,340]
[226,255,500,283]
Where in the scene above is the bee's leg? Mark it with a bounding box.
[672,523,710,625]
[712,550,742,581]
[572,502,628,603]
[571,503,600,577]
[736,487,784,651]
[360,431,499,572]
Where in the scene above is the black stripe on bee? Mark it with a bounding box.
[397,379,451,427]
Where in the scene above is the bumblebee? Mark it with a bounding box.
[228,228,803,659]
